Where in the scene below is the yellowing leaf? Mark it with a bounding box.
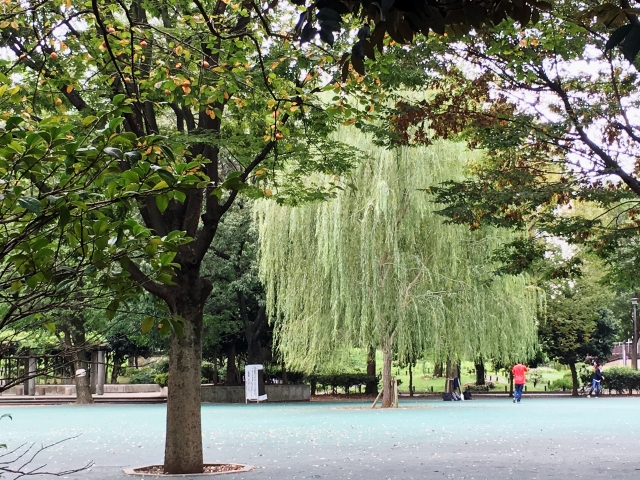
[153,180,169,190]
[66,84,74,93]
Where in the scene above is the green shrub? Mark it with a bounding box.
[201,362,216,383]
[550,374,573,391]
[603,367,640,394]
[153,359,169,374]
[306,374,378,394]
[463,382,495,392]
[154,373,169,387]
[128,368,156,384]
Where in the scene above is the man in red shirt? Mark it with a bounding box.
[511,363,528,403]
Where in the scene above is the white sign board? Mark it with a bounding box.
[245,364,267,403]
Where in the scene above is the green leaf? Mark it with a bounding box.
[159,321,172,336]
[156,194,169,212]
[174,190,186,203]
[121,170,140,184]
[160,145,175,162]
[157,169,176,186]
[104,147,124,159]
[43,322,56,333]
[18,197,42,213]
[170,318,184,338]
[106,299,119,320]
[59,206,70,227]
[606,24,634,50]
[125,151,142,161]
[141,316,155,334]
[622,25,640,63]
[81,116,99,127]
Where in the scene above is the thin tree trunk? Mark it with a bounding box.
[475,360,485,385]
[381,337,393,408]
[365,345,378,395]
[509,371,514,397]
[569,362,579,397]
[409,363,413,397]
[445,359,452,393]
[110,356,120,384]
[164,300,205,475]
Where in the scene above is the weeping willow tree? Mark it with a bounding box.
[256,130,539,407]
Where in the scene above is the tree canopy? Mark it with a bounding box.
[256,129,539,407]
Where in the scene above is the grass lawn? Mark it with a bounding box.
[314,349,579,394]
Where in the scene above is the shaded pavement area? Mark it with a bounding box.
[1,397,639,479]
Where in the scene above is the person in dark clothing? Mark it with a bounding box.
[587,364,605,398]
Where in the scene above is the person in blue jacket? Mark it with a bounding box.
[587,364,605,398]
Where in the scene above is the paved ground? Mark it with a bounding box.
[0,392,166,405]
[0,397,639,479]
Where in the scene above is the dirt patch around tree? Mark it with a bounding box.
[123,463,254,476]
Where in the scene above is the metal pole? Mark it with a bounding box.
[632,298,638,370]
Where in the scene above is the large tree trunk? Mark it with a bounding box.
[569,362,579,397]
[240,291,266,365]
[381,337,393,408]
[365,345,378,395]
[60,320,93,405]
[475,360,485,385]
[73,353,93,404]
[433,362,443,377]
[445,359,452,393]
[164,297,206,475]
[224,342,239,385]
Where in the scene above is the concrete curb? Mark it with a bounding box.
[123,464,254,477]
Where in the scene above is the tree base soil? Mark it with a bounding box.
[123,463,253,476]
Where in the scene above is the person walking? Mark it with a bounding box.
[511,363,528,403]
[587,364,605,398]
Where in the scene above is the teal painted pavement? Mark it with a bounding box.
[1,397,639,479]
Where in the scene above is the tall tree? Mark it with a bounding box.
[256,131,539,407]
[539,259,618,396]
[377,1,640,278]
[1,0,361,473]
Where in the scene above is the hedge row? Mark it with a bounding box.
[306,374,377,393]
[602,367,640,394]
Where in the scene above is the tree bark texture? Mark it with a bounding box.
[73,353,93,404]
[445,359,452,393]
[569,362,579,397]
[225,342,239,385]
[475,361,485,385]
[163,289,208,475]
[381,338,393,408]
[60,318,93,405]
[365,345,378,395]
[433,362,443,378]
[509,372,514,397]
[409,363,413,397]
[110,355,121,384]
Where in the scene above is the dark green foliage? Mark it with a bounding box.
[154,373,169,388]
[306,374,378,394]
[128,368,157,384]
[549,375,573,391]
[602,367,640,394]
